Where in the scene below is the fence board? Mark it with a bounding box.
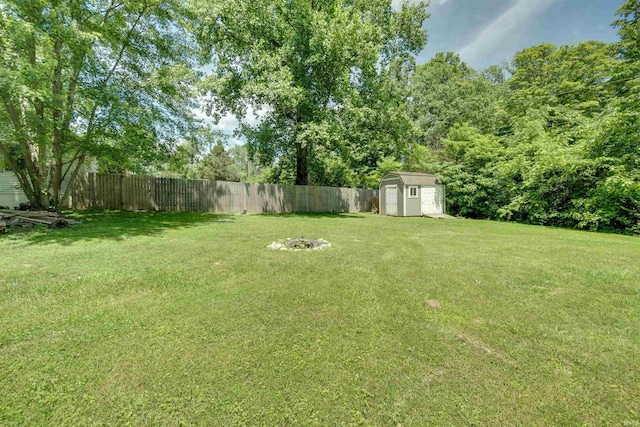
[72,173,378,214]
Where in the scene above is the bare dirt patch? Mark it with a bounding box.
[426,299,441,309]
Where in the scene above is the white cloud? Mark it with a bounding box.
[211,112,240,133]
[457,0,558,68]
[244,106,272,127]
[194,105,271,146]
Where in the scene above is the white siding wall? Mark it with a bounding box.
[0,171,74,208]
[0,172,28,208]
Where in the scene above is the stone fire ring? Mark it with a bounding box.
[267,238,331,251]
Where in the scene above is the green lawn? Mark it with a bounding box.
[1,211,639,425]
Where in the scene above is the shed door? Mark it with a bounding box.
[385,185,397,216]
[421,187,438,214]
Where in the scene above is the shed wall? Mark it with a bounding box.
[398,185,405,216]
[380,176,404,216]
[380,174,448,217]
[405,185,421,216]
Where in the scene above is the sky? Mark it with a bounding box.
[209,0,622,143]
[414,0,621,70]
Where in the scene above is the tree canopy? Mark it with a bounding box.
[193,0,428,185]
[395,0,640,234]
[410,52,507,148]
[1,0,638,234]
[0,0,198,209]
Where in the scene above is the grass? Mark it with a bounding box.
[1,211,639,426]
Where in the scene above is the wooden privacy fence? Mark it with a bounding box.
[72,173,379,214]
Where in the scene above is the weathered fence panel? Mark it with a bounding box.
[71,173,378,214]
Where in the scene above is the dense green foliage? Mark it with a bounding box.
[410,52,507,147]
[160,128,248,182]
[193,0,428,185]
[0,0,199,209]
[402,2,640,234]
[1,0,638,232]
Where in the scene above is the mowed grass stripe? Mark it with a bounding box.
[1,212,638,425]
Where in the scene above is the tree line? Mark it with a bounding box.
[1,0,638,234]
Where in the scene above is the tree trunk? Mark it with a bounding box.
[295,144,309,185]
[50,36,65,206]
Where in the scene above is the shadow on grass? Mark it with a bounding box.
[12,210,236,246]
[258,212,369,220]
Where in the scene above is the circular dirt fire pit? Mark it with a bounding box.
[267,238,331,251]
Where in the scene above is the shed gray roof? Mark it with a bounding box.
[383,172,442,186]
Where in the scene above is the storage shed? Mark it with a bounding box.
[379,172,445,216]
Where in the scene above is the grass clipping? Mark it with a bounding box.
[267,238,331,251]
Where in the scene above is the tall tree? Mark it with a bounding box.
[507,42,615,121]
[195,0,428,185]
[582,0,640,233]
[162,126,225,179]
[336,56,421,186]
[0,0,198,209]
[228,144,263,182]
[602,0,640,168]
[198,140,240,182]
[410,52,507,148]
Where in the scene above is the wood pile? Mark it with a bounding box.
[0,210,79,234]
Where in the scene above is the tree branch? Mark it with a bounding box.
[103,5,147,87]
[56,152,86,210]
[1,95,41,190]
[26,33,47,178]
[61,149,85,181]
[82,4,147,145]
[51,36,65,201]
